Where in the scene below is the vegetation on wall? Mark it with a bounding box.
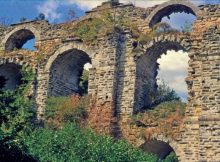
[132,100,186,139]
[80,69,89,95]
[151,80,180,108]
[45,95,89,129]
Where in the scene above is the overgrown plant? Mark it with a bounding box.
[79,69,89,95]
[181,20,192,33]
[45,95,89,129]
[146,79,180,108]
[22,123,158,162]
[0,66,35,161]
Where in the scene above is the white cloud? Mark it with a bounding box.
[158,50,189,71]
[65,0,207,11]
[66,0,106,10]
[84,63,92,70]
[157,50,189,101]
[37,0,62,22]
[121,0,168,7]
[66,0,169,10]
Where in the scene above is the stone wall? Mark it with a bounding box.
[0,1,219,161]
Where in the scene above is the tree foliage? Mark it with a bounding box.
[20,17,26,23]
[0,66,35,145]
[146,79,180,108]
[0,67,35,161]
[80,69,89,95]
[181,21,192,33]
[35,13,45,21]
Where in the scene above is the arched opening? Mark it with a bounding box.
[135,41,188,112]
[0,63,22,91]
[5,29,36,51]
[149,3,197,31]
[48,49,91,97]
[157,50,189,102]
[140,140,178,161]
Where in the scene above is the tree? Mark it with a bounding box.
[149,79,180,107]
[80,69,89,95]
[35,13,45,21]
[20,17,26,22]
[0,17,12,26]
[153,22,176,34]
[181,21,192,33]
[0,67,34,145]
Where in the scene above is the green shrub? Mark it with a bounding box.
[148,101,186,119]
[79,69,89,95]
[0,67,35,161]
[22,123,158,162]
[0,67,34,145]
[73,18,106,42]
[45,95,89,128]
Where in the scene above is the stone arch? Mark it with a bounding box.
[3,25,41,51]
[45,43,95,97]
[139,135,180,161]
[0,57,32,91]
[134,34,191,112]
[45,43,95,72]
[146,0,199,28]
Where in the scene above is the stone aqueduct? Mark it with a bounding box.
[0,0,219,161]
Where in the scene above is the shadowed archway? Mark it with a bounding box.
[48,49,91,97]
[0,63,22,91]
[140,140,178,161]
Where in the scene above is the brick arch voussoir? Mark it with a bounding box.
[146,0,200,28]
[143,34,191,53]
[2,25,41,50]
[0,56,32,68]
[44,42,95,73]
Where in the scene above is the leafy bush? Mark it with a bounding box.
[147,101,186,119]
[79,69,89,95]
[73,18,108,42]
[22,123,158,162]
[0,67,34,145]
[0,67,35,161]
[45,95,89,128]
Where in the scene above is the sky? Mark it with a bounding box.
[0,0,218,24]
[0,0,219,101]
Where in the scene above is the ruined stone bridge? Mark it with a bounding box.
[0,0,219,161]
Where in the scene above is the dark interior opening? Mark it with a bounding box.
[48,49,91,97]
[5,29,36,51]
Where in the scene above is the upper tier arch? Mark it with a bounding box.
[146,0,199,28]
[2,25,41,51]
